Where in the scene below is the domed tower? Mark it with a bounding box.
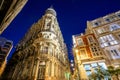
[2,7,70,80]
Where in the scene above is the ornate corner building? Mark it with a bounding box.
[0,37,13,76]
[0,0,28,34]
[1,7,70,80]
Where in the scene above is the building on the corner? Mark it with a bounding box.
[1,7,70,80]
[72,33,107,80]
[0,37,13,76]
[0,0,28,34]
[87,10,120,67]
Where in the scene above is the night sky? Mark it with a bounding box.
[1,0,120,61]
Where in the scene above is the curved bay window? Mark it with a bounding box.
[40,46,48,54]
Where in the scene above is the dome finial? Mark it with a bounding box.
[45,5,56,16]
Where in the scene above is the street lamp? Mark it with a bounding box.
[75,49,78,53]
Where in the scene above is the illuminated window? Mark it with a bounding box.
[84,64,91,70]
[86,71,91,76]
[40,46,48,53]
[110,41,118,45]
[99,34,117,47]
[87,36,94,43]
[91,47,102,57]
[110,24,120,31]
[40,61,46,65]
[111,49,119,56]
[80,49,87,58]
[98,62,107,69]
[37,64,45,79]
[91,63,97,68]
[77,38,84,46]
[45,47,48,53]
[84,62,107,77]
[97,28,105,34]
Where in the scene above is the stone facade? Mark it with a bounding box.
[1,7,70,80]
[72,10,120,80]
[87,10,120,67]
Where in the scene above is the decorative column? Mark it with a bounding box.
[51,62,54,79]
[33,58,40,80]
[45,61,49,75]
[79,64,88,80]
[45,61,51,79]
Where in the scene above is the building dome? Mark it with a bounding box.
[45,7,57,16]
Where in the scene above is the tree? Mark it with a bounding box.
[89,72,98,80]
[107,66,120,80]
[89,65,109,80]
